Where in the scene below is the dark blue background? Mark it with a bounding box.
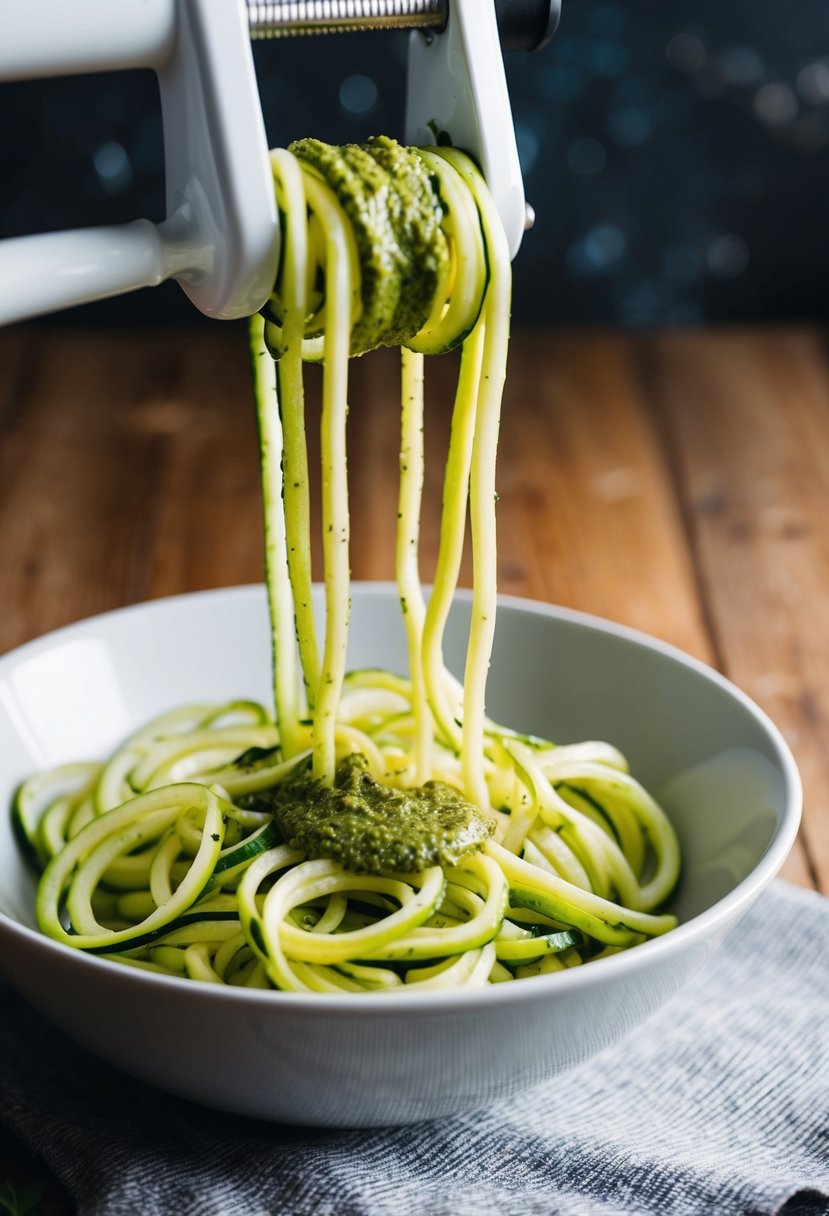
[2,0,828,326]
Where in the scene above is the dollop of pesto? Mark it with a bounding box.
[262,753,492,876]
[288,136,449,355]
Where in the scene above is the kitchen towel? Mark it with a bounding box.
[1,879,827,1216]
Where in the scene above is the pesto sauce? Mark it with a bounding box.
[260,753,492,876]
[362,136,448,341]
[288,137,449,355]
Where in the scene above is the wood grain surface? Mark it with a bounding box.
[0,323,825,1205]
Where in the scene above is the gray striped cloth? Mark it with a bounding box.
[1,880,827,1216]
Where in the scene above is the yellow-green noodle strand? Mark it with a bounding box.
[250,312,299,758]
[421,321,485,749]
[270,150,320,722]
[304,170,355,783]
[397,347,432,784]
[432,148,511,814]
[37,784,227,951]
[406,150,487,355]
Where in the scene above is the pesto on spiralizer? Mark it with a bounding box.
[289,136,449,354]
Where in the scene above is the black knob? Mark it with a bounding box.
[495,0,561,52]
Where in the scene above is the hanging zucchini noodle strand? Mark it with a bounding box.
[15,138,682,994]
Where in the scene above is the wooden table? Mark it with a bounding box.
[0,325,826,1206]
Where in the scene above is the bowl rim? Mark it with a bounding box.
[0,583,803,1017]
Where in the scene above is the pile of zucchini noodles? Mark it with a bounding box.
[14,139,681,994]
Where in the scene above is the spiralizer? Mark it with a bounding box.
[0,0,559,326]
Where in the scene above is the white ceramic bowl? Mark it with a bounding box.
[0,585,801,1127]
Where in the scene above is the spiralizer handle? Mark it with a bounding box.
[0,0,176,323]
[0,0,278,325]
[0,0,175,79]
[0,223,172,328]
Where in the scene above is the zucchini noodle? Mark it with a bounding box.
[15,138,682,994]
